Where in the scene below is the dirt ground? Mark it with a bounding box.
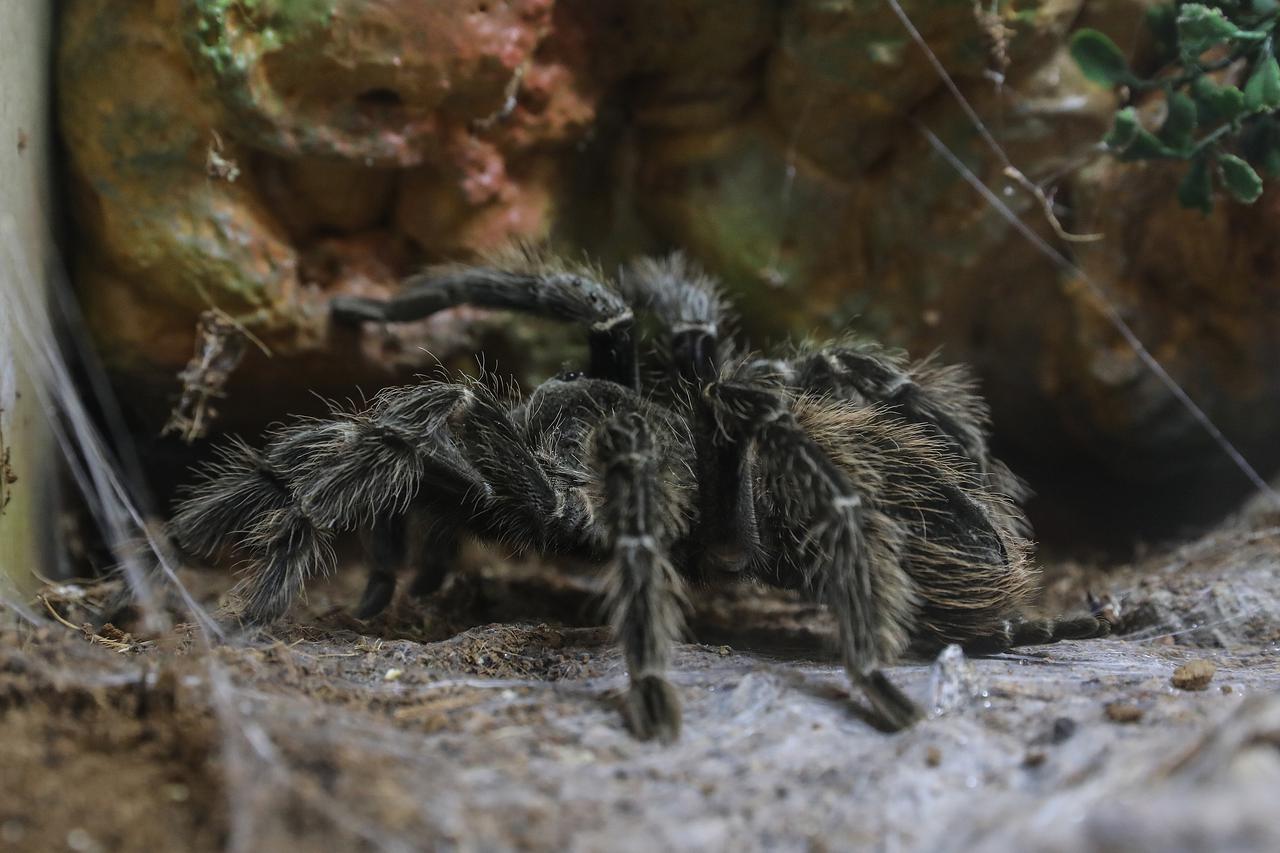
[3,504,1279,852]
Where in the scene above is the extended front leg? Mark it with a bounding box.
[331,247,639,388]
[593,408,692,742]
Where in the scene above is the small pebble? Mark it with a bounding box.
[384,668,403,682]
[1221,684,1233,695]
[1023,750,1047,768]
[1050,717,1077,744]
[924,745,942,767]
[1105,701,1144,724]
[1171,660,1216,691]
[66,829,96,852]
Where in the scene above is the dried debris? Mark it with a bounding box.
[471,59,529,132]
[1172,660,1217,692]
[39,594,154,655]
[162,310,250,442]
[0,441,15,515]
[1105,701,1145,724]
[972,0,1012,87]
[204,131,240,183]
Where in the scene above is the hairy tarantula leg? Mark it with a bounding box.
[408,521,460,599]
[191,383,493,626]
[457,385,559,547]
[619,256,760,573]
[169,437,291,558]
[595,410,689,742]
[963,615,1112,655]
[709,377,923,731]
[236,505,338,627]
[331,248,639,388]
[696,439,761,575]
[354,514,407,619]
[620,254,732,383]
[355,510,466,617]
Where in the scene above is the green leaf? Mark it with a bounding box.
[1159,91,1198,152]
[1244,55,1280,111]
[1070,29,1135,86]
[1177,155,1214,213]
[1105,108,1177,161]
[1104,107,1141,149]
[1177,4,1249,57]
[1190,76,1245,125]
[1120,127,1176,161]
[1219,153,1264,202]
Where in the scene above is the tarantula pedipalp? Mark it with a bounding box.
[171,248,1108,740]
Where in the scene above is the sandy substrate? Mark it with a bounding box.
[2,511,1278,852]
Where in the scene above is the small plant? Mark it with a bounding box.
[1071,1,1280,212]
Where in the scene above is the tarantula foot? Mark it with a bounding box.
[966,613,1114,656]
[860,670,924,732]
[624,675,682,743]
[207,608,265,642]
[354,575,397,620]
[1053,614,1112,641]
[1014,614,1113,646]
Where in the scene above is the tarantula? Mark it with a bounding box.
[171,249,1107,740]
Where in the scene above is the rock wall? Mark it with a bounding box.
[58,0,1280,530]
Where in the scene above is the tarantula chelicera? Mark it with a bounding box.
[171,248,1108,740]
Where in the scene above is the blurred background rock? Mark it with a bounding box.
[57,0,1280,548]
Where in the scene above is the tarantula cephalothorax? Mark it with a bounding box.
[171,248,1108,740]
